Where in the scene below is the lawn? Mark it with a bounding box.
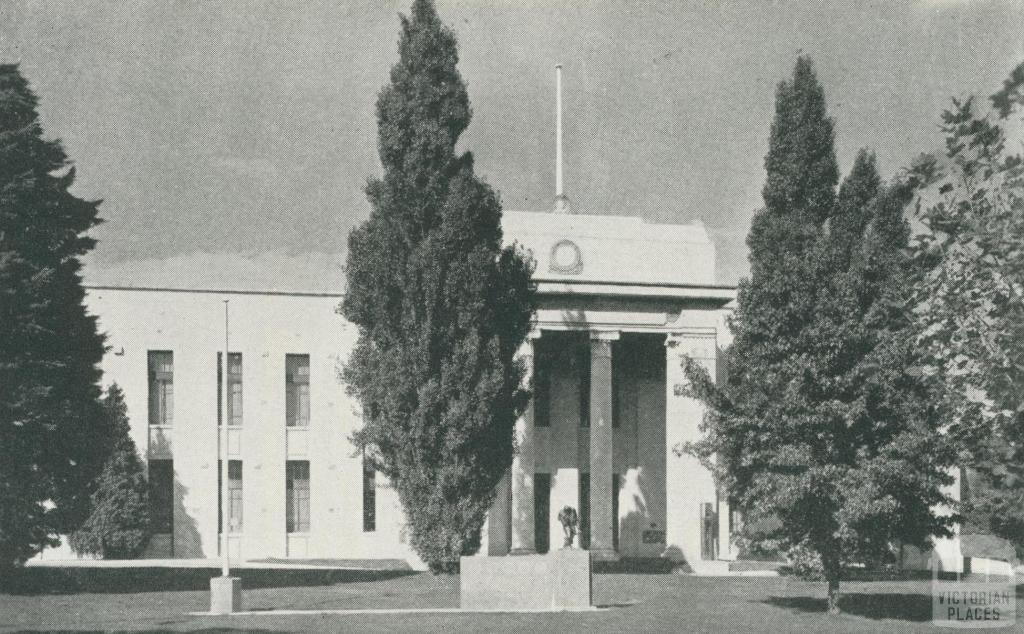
[0,566,1018,632]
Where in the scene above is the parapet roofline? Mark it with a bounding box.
[503,210,712,243]
[85,285,343,298]
[85,281,738,303]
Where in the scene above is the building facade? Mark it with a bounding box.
[41,208,739,570]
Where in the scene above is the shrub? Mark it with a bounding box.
[69,385,151,559]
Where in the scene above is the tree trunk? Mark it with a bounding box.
[823,553,842,615]
[827,575,840,615]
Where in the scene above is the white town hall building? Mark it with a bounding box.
[38,66,968,574]
[67,205,738,572]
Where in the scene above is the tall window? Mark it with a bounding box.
[286,460,310,533]
[148,459,174,534]
[578,343,590,428]
[218,460,243,533]
[285,355,310,427]
[148,351,173,426]
[363,455,376,533]
[612,473,621,551]
[534,473,551,554]
[217,353,243,426]
[533,347,550,427]
[579,473,591,549]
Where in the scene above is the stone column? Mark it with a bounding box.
[589,331,619,560]
[510,334,539,555]
[664,330,717,564]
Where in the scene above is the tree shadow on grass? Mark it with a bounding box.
[31,630,284,634]
[764,593,933,622]
[766,582,1024,622]
[0,567,417,596]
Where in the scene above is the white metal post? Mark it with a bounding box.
[220,299,230,577]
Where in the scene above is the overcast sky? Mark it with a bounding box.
[2,0,1021,290]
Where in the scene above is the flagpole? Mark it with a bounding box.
[221,299,230,578]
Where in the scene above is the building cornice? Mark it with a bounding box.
[84,285,343,299]
[533,278,736,303]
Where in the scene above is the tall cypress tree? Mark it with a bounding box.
[683,57,955,614]
[0,64,108,572]
[341,0,534,573]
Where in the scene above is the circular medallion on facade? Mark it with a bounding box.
[549,239,583,275]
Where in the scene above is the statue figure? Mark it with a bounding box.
[557,505,579,549]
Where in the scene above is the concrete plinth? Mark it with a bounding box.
[588,548,619,562]
[460,549,592,611]
[210,576,242,614]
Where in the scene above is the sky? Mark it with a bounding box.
[1,0,1021,291]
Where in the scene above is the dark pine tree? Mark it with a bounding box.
[341,0,535,573]
[682,58,956,614]
[0,64,107,573]
[70,384,151,559]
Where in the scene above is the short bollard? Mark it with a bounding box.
[210,576,242,614]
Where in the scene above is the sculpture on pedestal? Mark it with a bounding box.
[558,505,579,549]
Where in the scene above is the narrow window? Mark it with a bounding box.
[218,460,243,533]
[533,347,550,427]
[285,355,310,427]
[579,473,591,549]
[534,473,551,554]
[612,473,621,551]
[578,343,590,428]
[217,353,243,426]
[612,342,622,429]
[148,351,173,426]
[286,460,310,533]
[363,455,376,533]
[148,459,174,535]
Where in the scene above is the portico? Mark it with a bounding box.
[481,209,737,568]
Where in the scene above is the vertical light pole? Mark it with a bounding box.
[210,298,240,614]
[220,299,230,578]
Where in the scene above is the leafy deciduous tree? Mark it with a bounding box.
[681,57,956,615]
[910,61,1024,558]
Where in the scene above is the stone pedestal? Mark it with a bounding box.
[210,576,242,614]
[551,549,592,608]
[460,550,592,610]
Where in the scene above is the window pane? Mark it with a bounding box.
[148,351,173,426]
[218,353,243,426]
[286,355,310,427]
[286,460,310,533]
[230,382,243,426]
[219,460,243,533]
[298,384,310,426]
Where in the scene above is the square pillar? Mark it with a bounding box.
[589,331,619,560]
[717,495,735,561]
[664,330,718,564]
[510,334,540,554]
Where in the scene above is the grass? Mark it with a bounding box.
[1,566,1020,632]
